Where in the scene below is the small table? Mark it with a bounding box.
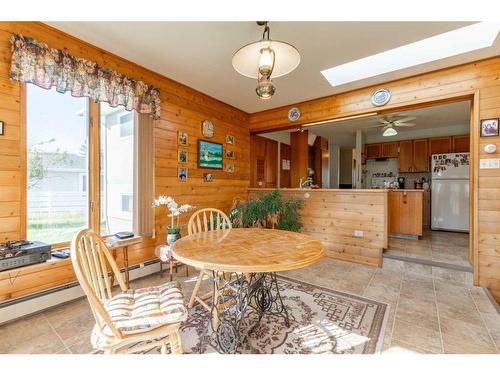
[154,244,189,281]
[106,236,142,289]
[171,228,324,353]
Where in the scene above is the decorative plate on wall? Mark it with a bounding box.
[371,88,391,107]
[288,107,301,122]
[201,120,214,138]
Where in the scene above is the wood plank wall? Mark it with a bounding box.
[248,57,500,302]
[0,22,250,301]
[248,188,387,267]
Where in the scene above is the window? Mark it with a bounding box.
[100,102,136,235]
[26,84,89,244]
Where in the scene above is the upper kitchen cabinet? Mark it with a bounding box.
[398,140,413,172]
[413,139,429,172]
[365,143,382,158]
[452,134,470,152]
[429,136,452,154]
[381,142,399,158]
[398,139,429,172]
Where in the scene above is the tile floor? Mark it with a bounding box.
[385,229,470,268]
[0,257,498,354]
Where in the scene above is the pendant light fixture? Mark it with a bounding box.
[382,127,398,137]
[232,21,301,100]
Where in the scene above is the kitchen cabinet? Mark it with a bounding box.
[413,139,429,172]
[452,134,470,152]
[365,143,382,158]
[423,190,431,227]
[381,142,399,158]
[250,135,278,188]
[388,190,423,237]
[398,139,429,172]
[398,140,413,172]
[429,136,452,154]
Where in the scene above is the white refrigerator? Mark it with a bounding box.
[431,153,470,232]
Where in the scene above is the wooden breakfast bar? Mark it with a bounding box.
[248,188,388,267]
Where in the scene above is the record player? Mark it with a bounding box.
[0,240,52,272]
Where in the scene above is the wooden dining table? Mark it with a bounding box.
[171,228,325,353]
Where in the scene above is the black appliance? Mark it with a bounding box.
[0,240,51,271]
[397,177,406,189]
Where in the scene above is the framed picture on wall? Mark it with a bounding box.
[178,131,188,145]
[178,167,187,181]
[226,134,234,144]
[480,118,499,137]
[178,149,187,163]
[226,164,234,173]
[198,140,223,169]
[225,149,235,159]
[0,121,3,135]
[203,172,214,182]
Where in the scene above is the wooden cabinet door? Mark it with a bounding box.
[264,139,278,187]
[413,139,429,172]
[365,143,382,158]
[388,191,401,233]
[429,136,451,155]
[382,142,399,158]
[399,192,423,236]
[452,134,470,152]
[398,140,413,172]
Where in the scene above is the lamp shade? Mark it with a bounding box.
[383,127,398,137]
[232,39,300,79]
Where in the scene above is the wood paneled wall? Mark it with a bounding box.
[248,57,500,302]
[248,188,388,267]
[0,22,250,301]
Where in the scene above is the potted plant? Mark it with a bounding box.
[152,196,194,245]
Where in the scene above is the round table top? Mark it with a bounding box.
[171,228,325,273]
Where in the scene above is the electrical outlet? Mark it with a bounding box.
[354,230,364,237]
[139,263,145,268]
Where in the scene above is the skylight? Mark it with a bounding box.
[321,22,500,87]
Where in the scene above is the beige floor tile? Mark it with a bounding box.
[391,318,443,353]
[3,329,66,354]
[432,267,467,285]
[384,339,439,354]
[470,288,498,314]
[403,262,433,278]
[0,313,54,352]
[440,317,497,354]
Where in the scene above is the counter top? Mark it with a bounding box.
[248,188,388,193]
[386,189,426,193]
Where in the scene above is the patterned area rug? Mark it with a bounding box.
[138,275,388,354]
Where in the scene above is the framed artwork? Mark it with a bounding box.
[178,149,188,163]
[178,167,187,181]
[226,164,234,173]
[203,172,214,182]
[226,134,234,145]
[225,149,235,159]
[0,121,3,135]
[178,131,188,145]
[198,140,223,169]
[201,120,214,138]
[480,118,499,137]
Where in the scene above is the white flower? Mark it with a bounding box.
[153,196,194,218]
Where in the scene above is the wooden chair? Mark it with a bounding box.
[70,229,187,354]
[187,208,232,311]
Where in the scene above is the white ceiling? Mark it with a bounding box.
[48,22,500,113]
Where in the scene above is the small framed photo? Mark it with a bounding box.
[178,131,188,145]
[0,121,4,135]
[178,149,188,163]
[226,164,234,173]
[480,118,499,137]
[178,167,187,181]
[203,172,213,182]
[225,149,235,159]
[226,134,234,145]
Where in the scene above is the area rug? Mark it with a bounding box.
[136,275,389,354]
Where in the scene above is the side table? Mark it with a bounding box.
[106,235,142,289]
[155,244,189,281]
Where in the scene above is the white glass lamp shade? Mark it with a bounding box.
[383,127,398,137]
[233,39,300,79]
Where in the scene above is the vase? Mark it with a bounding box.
[166,233,181,246]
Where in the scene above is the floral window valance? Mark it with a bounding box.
[9,33,161,119]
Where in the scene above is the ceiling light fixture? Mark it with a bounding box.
[321,22,500,87]
[382,127,398,137]
[232,21,300,100]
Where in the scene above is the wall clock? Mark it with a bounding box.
[288,107,301,122]
[201,120,214,138]
[371,88,391,107]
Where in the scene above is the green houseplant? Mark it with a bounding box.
[229,189,304,232]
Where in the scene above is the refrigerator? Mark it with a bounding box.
[431,153,470,232]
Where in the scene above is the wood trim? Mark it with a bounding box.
[19,83,26,240]
[471,91,480,285]
[89,101,100,232]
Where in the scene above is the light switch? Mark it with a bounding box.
[354,230,364,237]
[480,158,500,169]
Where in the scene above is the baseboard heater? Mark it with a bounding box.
[0,259,161,325]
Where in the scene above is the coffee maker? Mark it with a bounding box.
[397,176,405,189]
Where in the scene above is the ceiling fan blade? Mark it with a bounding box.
[395,123,415,127]
[378,119,392,125]
[395,116,416,122]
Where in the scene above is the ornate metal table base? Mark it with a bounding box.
[201,271,290,354]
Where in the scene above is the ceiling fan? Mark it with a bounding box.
[377,115,416,137]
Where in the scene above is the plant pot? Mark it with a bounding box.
[166,233,181,246]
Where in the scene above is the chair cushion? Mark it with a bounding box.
[105,281,187,335]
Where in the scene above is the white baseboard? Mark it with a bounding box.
[0,261,161,325]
